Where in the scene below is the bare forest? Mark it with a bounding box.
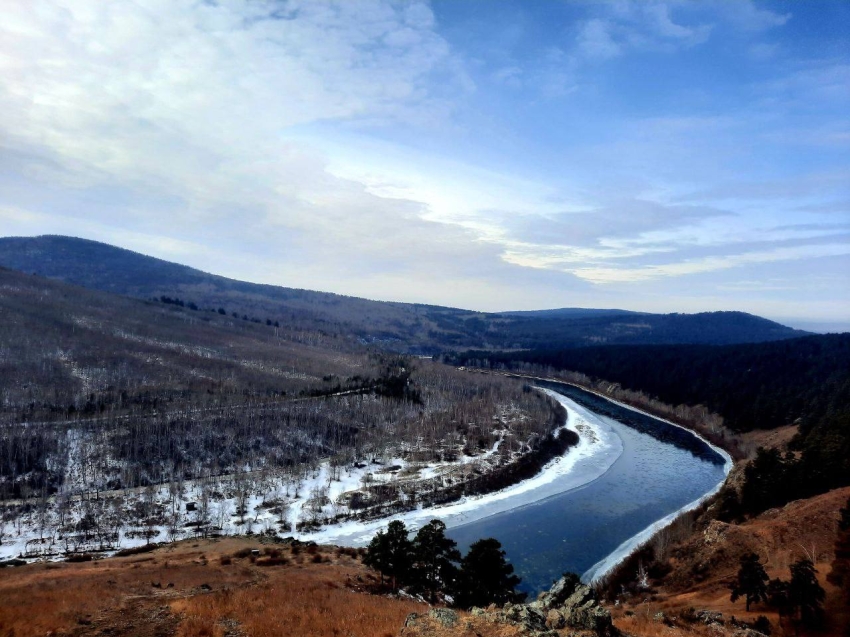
[0,268,562,559]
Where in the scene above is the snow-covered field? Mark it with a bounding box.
[0,388,622,561]
[294,388,623,546]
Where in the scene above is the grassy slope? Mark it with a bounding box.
[0,537,425,637]
[613,487,850,637]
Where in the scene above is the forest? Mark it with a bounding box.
[0,267,562,558]
[0,236,807,354]
[448,334,850,516]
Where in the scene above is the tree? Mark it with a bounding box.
[788,558,825,629]
[828,496,850,596]
[453,538,524,609]
[363,520,413,591]
[741,448,792,515]
[730,552,769,611]
[412,519,460,602]
[767,577,791,619]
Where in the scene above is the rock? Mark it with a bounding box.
[545,609,565,629]
[562,584,595,612]
[403,613,419,628]
[695,610,724,625]
[536,573,583,611]
[516,606,546,631]
[428,608,458,628]
[703,521,729,545]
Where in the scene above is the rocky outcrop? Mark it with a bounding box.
[400,576,617,637]
[528,577,616,636]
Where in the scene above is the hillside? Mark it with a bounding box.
[0,266,566,559]
[0,235,808,353]
[452,336,850,514]
[0,536,425,637]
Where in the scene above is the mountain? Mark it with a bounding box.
[0,235,808,352]
[498,308,638,318]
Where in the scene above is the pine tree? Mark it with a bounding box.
[412,519,460,602]
[789,558,825,629]
[453,538,524,609]
[363,520,413,591]
[730,552,769,611]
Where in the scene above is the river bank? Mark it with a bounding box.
[447,381,731,594]
[294,388,623,545]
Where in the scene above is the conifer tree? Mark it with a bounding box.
[453,538,524,609]
[363,520,413,591]
[730,552,769,611]
[412,519,460,602]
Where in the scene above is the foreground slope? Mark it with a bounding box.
[0,235,808,352]
[0,537,424,637]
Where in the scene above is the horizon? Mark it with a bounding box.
[1,232,846,333]
[1,1,848,328]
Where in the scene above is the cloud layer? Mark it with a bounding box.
[0,0,848,326]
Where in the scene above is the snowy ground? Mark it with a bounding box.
[1,388,623,561]
[291,388,623,546]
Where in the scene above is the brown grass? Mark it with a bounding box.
[172,570,422,637]
[0,537,424,637]
[613,486,850,637]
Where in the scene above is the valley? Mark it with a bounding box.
[0,238,847,637]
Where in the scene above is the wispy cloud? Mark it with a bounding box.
[0,0,847,323]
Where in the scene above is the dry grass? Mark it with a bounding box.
[613,486,850,637]
[172,571,422,637]
[0,537,425,637]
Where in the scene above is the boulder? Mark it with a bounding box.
[695,609,724,625]
[403,613,419,628]
[545,609,565,629]
[428,608,458,628]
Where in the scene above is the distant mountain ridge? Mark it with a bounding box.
[0,235,809,352]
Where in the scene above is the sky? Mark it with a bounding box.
[1,1,848,330]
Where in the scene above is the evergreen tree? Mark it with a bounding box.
[767,577,792,619]
[789,558,825,629]
[363,520,413,591]
[412,519,460,602]
[741,448,792,515]
[730,552,769,611]
[453,538,524,609]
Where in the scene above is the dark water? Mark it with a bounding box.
[447,382,728,595]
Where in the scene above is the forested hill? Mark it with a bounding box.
[0,235,807,353]
[450,334,850,433]
[449,334,850,511]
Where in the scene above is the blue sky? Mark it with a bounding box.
[0,1,848,330]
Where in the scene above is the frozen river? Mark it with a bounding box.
[446,381,731,595]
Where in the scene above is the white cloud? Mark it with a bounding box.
[0,0,845,323]
[576,19,621,60]
[572,0,792,62]
[0,0,484,282]
[568,244,850,284]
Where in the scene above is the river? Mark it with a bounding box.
[446,381,730,595]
